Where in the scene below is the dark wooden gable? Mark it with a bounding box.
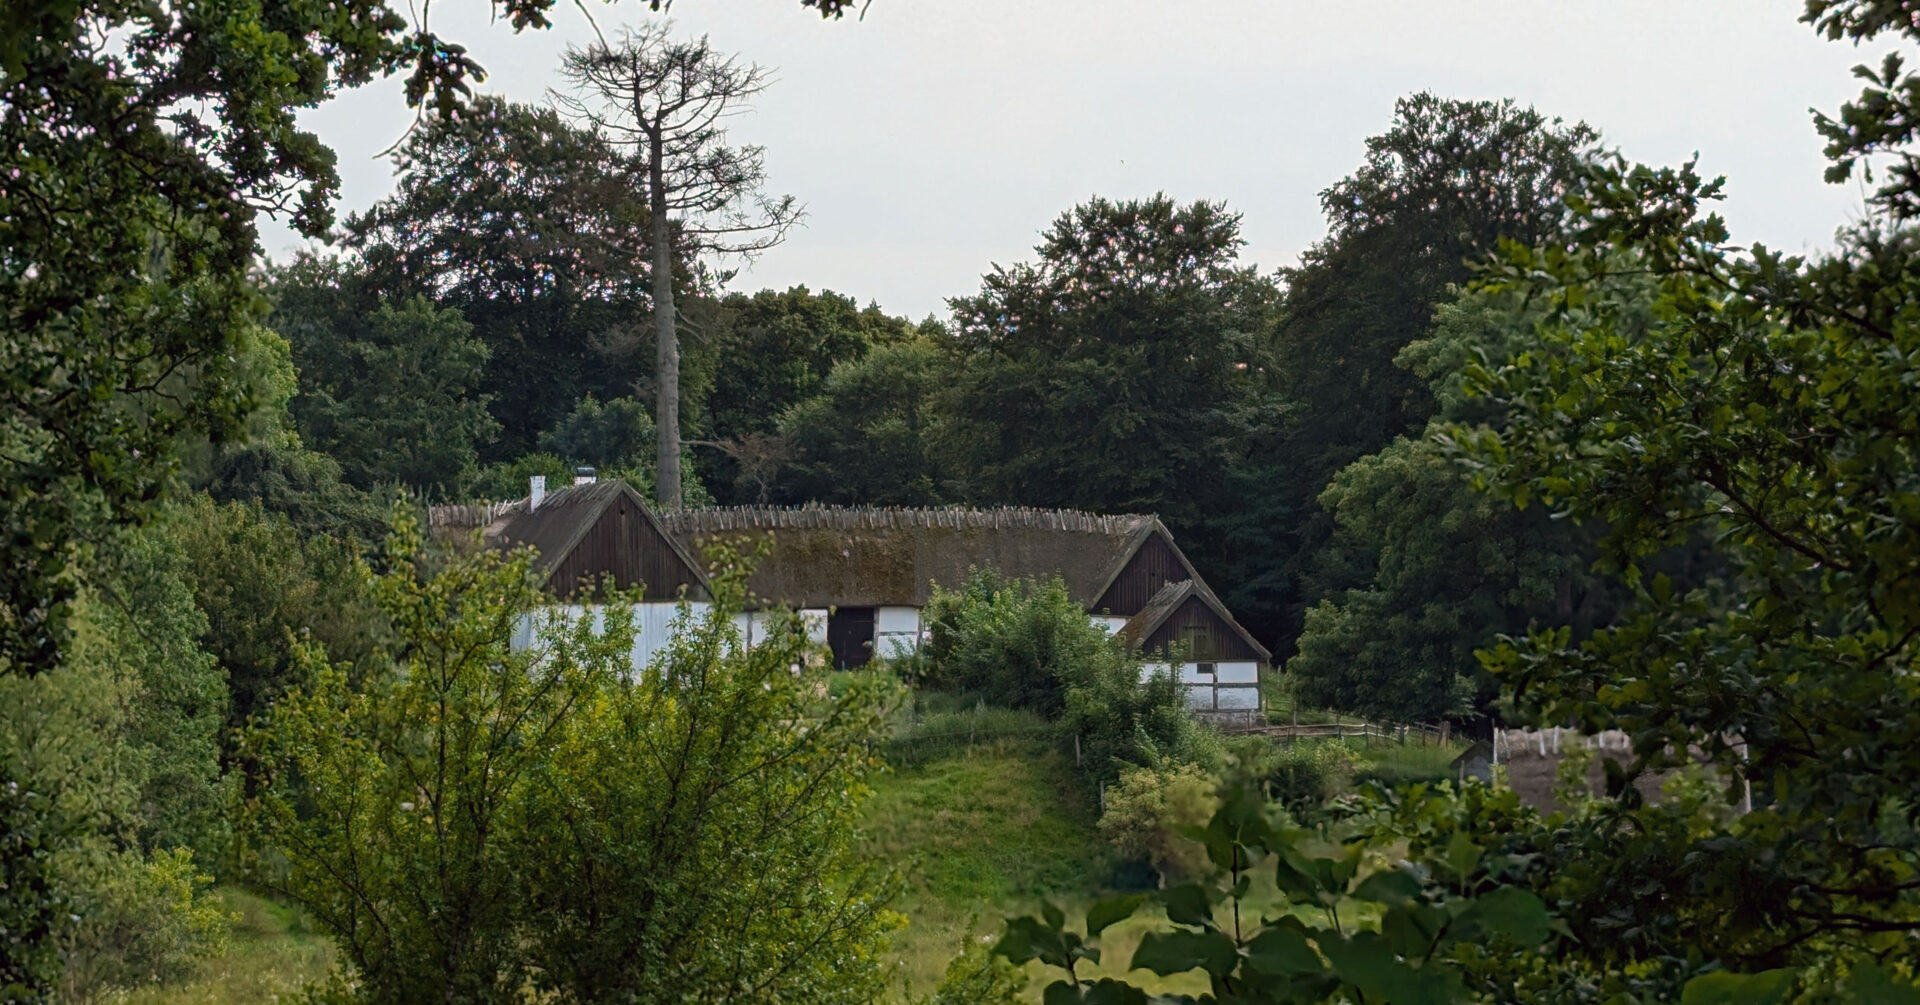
[546,492,707,602]
[1141,595,1265,662]
[1094,530,1190,616]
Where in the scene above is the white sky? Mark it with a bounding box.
[261,0,1887,321]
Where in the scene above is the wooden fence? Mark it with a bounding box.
[1216,713,1451,747]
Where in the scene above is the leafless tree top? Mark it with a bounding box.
[552,23,800,256]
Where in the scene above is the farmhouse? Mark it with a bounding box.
[430,476,1270,712]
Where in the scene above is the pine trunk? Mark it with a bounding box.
[648,131,681,508]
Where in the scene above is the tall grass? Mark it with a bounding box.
[1352,738,1467,788]
[885,698,1055,768]
[861,736,1108,998]
[118,887,334,1004]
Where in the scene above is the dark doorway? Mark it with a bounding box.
[827,607,877,669]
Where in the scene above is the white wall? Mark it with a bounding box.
[509,602,712,675]
[875,606,922,658]
[1091,614,1130,636]
[730,611,779,649]
[1141,660,1263,712]
[799,609,830,646]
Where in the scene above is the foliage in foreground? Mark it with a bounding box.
[999,779,1919,1003]
[0,522,236,1002]
[240,514,898,1003]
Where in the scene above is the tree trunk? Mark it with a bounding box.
[648,130,681,508]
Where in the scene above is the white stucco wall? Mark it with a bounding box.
[1213,661,1260,685]
[1091,614,1130,636]
[875,606,922,658]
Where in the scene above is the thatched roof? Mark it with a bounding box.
[653,505,1160,609]
[429,490,1242,619]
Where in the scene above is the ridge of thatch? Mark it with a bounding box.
[429,498,526,530]
[659,504,1158,610]
[654,505,1151,536]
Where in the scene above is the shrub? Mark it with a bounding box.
[57,845,232,1001]
[919,931,1029,1005]
[242,514,899,1004]
[921,571,1097,716]
[1096,763,1219,884]
[468,451,573,502]
[921,571,1206,784]
[1250,739,1360,808]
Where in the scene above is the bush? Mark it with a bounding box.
[919,931,1029,1005]
[1247,739,1360,808]
[921,571,1096,716]
[920,571,1207,784]
[57,846,232,1001]
[1096,763,1219,884]
[242,515,899,1003]
[468,451,574,502]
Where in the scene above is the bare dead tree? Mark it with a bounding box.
[554,25,800,509]
[686,431,791,504]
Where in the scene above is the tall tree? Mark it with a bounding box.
[1220,95,1602,651]
[4,0,860,990]
[556,26,802,509]
[700,287,918,501]
[344,98,664,455]
[778,336,953,506]
[2,0,858,681]
[942,194,1283,536]
[1289,293,1622,724]
[270,274,499,497]
[1424,0,1920,971]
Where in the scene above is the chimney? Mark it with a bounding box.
[573,466,597,487]
[529,475,546,510]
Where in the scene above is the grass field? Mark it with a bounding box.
[859,733,1110,998]
[1352,737,1464,788]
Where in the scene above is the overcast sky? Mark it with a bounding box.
[262,0,1886,321]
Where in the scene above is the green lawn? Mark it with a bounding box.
[859,734,1115,998]
[1352,737,1464,788]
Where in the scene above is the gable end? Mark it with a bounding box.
[546,493,709,601]
[1142,595,1265,662]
